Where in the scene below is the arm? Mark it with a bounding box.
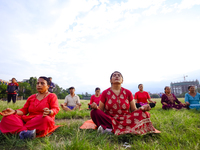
[77,96,81,106]
[91,90,106,110]
[130,100,137,112]
[161,94,168,105]
[0,108,24,116]
[185,93,190,105]
[62,96,68,106]
[89,95,94,104]
[44,94,60,116]
[147,92,156,103]
[15,83,19,92]
[173,94,181,104]
[18,96,32,115]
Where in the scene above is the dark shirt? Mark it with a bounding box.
[7,83,19,94]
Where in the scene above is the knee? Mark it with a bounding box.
[90,109,100,118]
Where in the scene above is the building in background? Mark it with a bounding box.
[170,80,199,96]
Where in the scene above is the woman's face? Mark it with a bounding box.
[110,72,123,84]
[36,78,49,93]
[165,87,171,94]
[95,90,100,95]
[12,78,16,83]
[189,86,195,93]
[138,84,143,91]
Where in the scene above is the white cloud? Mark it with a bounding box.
[178,0,200,10]
[1,0,200,93]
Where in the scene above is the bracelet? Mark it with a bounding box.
[13,110,17,115]
[49,110,51,115]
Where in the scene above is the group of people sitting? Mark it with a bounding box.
[0,71,200,140]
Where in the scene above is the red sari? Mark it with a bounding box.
[0,93,60,137]
[101,87,156,135]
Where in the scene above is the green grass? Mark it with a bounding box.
[0,98,200,150]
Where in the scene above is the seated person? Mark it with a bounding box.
[90,71,157,135]
[134,84,156,108]
[185,85,200,110]
[60,87,81,111]
[0,76,60,140]
[161,86,187,110]
[88,87,101,109]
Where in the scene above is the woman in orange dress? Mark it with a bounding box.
[90,71,158,135]
[0,76,60,140]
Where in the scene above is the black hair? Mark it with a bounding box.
[39,76,51,86]
[95,87,100,91]
[69,87,75,90]
[188,85,194,90]
[110,71,123,80]
[138,84,143,88]
[164,86,170,93]
[48,77,52,79]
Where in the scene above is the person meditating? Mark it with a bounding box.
[185,85,200,110]
[90,71,158,135]
[134,84,156,109]
[161,86,187,110]
[60,87,82,111]
[0,76,60,140]
[88,87,101,109]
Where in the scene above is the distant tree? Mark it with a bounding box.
[150,94,160,98]
[77,94,83,99]
[0,84,7,98]
[18,82,32,99]
[28,77,37,94]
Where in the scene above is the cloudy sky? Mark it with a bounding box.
[0,0,200,95]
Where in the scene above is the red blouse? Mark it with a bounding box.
[18,93,60,121]
[134,91,151,103]
[90,94,102,105]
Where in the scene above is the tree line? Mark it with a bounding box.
[0,77,91,99]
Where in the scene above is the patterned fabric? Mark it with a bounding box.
[101,87,156,135]
[161,94,187,110]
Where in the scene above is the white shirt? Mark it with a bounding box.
[64,94,80,107]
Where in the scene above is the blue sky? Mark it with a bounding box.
[0,0,200,95]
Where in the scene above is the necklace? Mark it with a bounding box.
[34,91,49,107]
[36,91,49,100]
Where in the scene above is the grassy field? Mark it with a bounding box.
[0,98,200,150]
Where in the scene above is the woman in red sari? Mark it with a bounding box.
[0,76,60,140]
[90,71,158,135]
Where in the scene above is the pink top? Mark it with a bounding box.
[90,94,101,105]
[134,91,151,103]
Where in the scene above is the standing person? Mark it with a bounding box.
[48,77,55,93]
[88,87,101,109]
[185,85,200,110]
[60,87,82,111]
[90,71,158,135]
[0,76,60,139]
[6,78,19,103]
[161,86,187,110]
[134,84,156,109]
